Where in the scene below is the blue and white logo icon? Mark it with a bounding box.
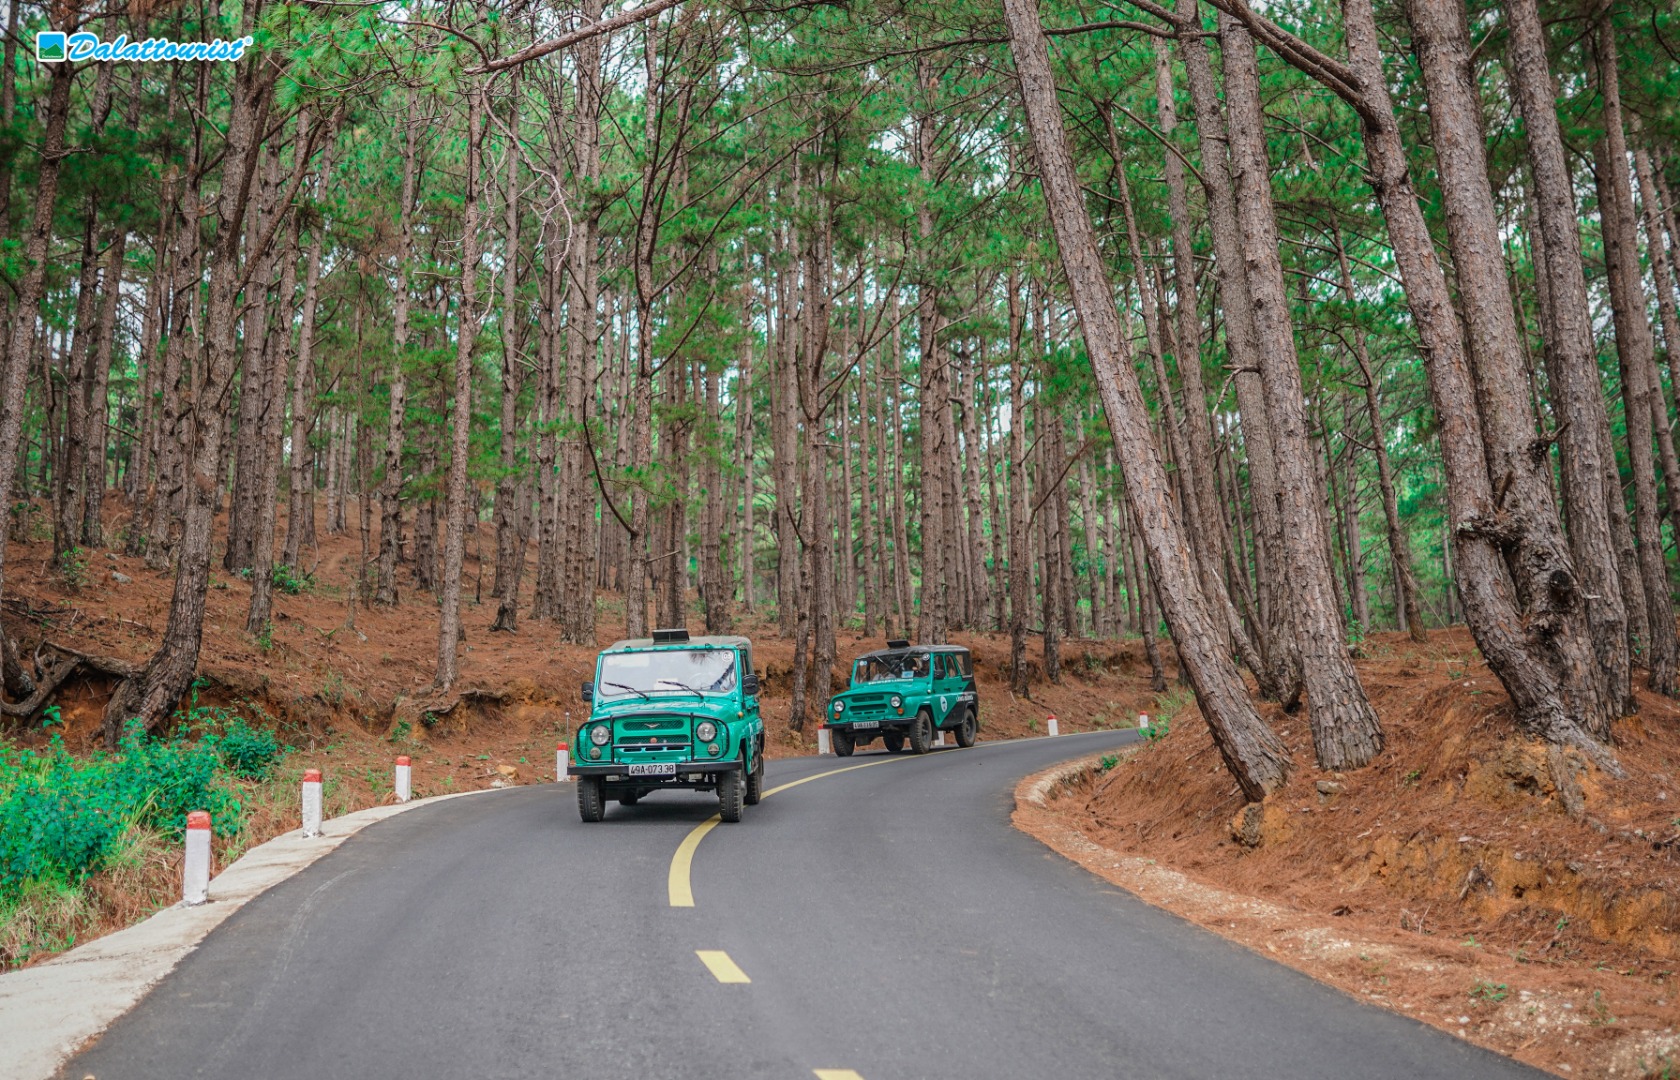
[36,31,67,62]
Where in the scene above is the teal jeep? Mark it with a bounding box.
[568,629,765,822]
[825,640,979,756]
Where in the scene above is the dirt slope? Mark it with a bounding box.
[1026,628,1680,1079]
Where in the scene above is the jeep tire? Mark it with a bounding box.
[718,767,745,822]
[832,728,855,757]
[578,775,605,822]
[744,747,764,805]
[954,707,978,748]
[882,731,906,754]
[909,709,934,754]
[618,789,642,806]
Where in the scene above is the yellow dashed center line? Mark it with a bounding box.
[667,755,918,907]
[695,950,751,983]
[813,1070,866,1079]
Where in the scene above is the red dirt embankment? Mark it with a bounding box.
[1022,628,1680,1080]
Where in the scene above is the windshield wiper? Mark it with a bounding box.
[603,681,651,701]
[656,680,707,702]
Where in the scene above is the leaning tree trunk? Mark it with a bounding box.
[1174,0,1295,703]
[1331,0,1619,751]
[1003,0,1291,800]
[1222,16,1384,770]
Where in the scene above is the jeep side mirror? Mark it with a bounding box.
[581,681,594,702]
[743,673,761,697]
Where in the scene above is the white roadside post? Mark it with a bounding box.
[817,727,832,755]
[935,729,946,748]
[557,741,572,781]
[1047,714,1060,737]
[301,769,323,837]
[394,756,412,803]
[1138,713,1150,736]
[183,811,211,906]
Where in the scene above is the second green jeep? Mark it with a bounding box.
[825,639,979,756]
[568,628,765,822]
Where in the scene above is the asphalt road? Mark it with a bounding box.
[62,730,1542,1080]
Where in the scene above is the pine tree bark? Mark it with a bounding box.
[435,86,485,691]
[105,31,282,740]
[375,90,418,607]
[1174,0,1296,702]
[1589,21,1677,695]
[1329,0,1620,749]
[1500,0,1632,708]
[491,104,526,634]
[1222,16,1383,769]
[1004,0,1292,798]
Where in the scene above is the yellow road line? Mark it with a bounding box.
[667,755,917,908]
[667,816,719,908]
[813,1071,866,1079]
[696,950,751,983]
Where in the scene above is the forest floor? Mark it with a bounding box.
[1020,627,1680,1080]
[0,499,1155,966]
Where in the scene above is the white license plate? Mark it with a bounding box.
[851,720,879,730]
[627,763,677,777]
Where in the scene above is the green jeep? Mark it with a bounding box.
[569,629,766,822]
[825,640,979,756]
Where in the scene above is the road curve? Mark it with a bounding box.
[60,731,1541,1080]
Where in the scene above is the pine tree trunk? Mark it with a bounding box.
[375,91,418,608]
[1005,0,1292,798]
[1331,0,1618,751]
[1501,0,1633,708]
[1222,16,1383,769]
[1174,0,1295,702]
[491,105,526,634]
[246,181,305,636]
[435,87,484,691]
[1589,22,1677,696]
[105,37,277,740]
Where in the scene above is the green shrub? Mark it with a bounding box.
[209,719,283,780]
[0,723,242,901]
[271,564,313,595]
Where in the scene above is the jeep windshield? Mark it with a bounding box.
[853,654,929,684]
[597,649,737,699]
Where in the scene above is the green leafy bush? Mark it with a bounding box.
[208,719,283,780]
[0,723,242,901]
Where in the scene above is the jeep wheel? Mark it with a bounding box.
[744,749,764,805]
[909,709,934,754]
[718,767,745,822]
[577,776,605,822]
[831,728,855,757]
[882,731,906,754]
[617,789,642,806]
[954,707,978,748]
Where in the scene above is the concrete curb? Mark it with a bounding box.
[0,787,500,1080]
[1019,747,1135,808]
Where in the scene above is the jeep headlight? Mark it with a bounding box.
[890,695,901,709]
[589,724,610,746]
[833,700,844,714]
[696,721,717,743]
